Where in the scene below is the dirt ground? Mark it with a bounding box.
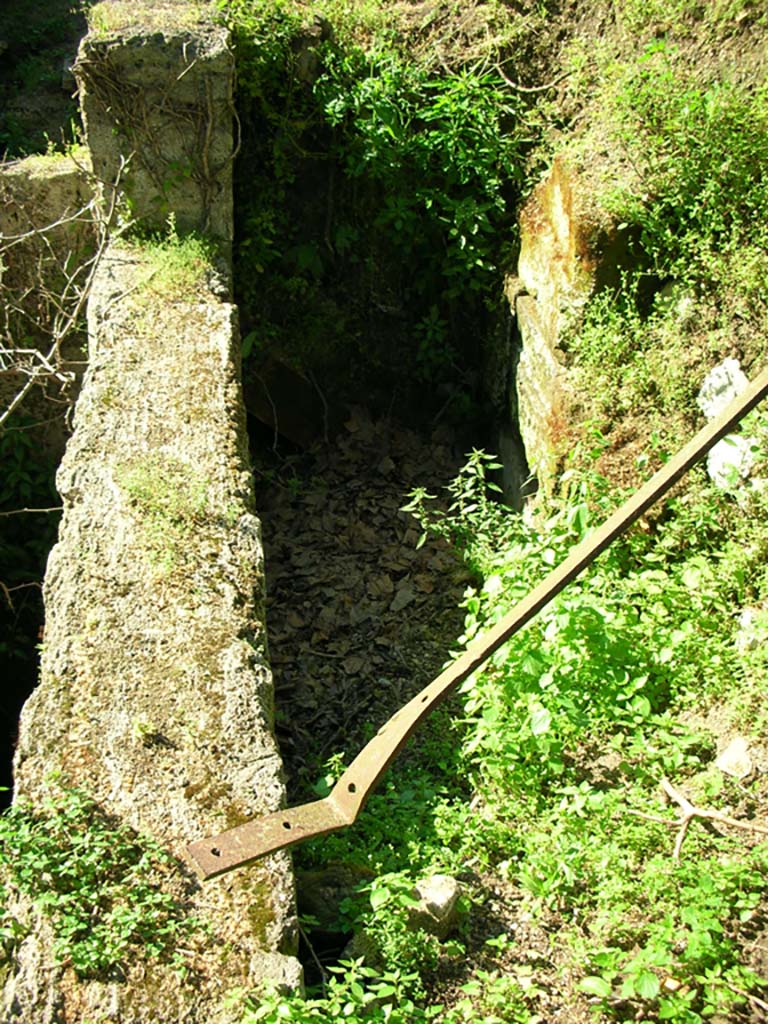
[253,408,472,798]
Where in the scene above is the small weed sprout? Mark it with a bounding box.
[118,452,209,570]
[136,216,217,301]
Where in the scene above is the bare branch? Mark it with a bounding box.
[656,777,768,859]
[0,198,97,247]
[496,65,572,94]
[0,154,134,428]
[0,579,43,611]
[0,506,63,517]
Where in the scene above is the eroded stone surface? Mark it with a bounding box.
[76,5,234,244]
[409,874,463,940]
[512,157,603,491]
[2,10,299,1016]
[3,244,300,1022]
[0,151,95,449]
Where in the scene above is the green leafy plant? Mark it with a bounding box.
[316,51,523,301]
[338,872,442,991]
[402,449,513,576]
[242,959,442,1023]
[0,786,200,978]
[610,43,768,280]
[579,848,768,1020]
[443,968,538,1024]
[218,0,530,418]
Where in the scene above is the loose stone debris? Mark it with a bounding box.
[716,737,754,780]
[253,407,474,797]
[409,873,464,939]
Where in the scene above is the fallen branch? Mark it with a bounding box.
[719,981,768,1013]
[0,506,63,517]
[0,579,43,610]
[496,65,571,94]
[652,778,768,859]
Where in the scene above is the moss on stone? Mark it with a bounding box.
[87,0,212,38]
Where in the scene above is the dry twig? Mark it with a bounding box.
[630,777,768,859]
[496,65,572,94]
[0,506,63,517]
[720,981,768,1013]
[0,155,132,428]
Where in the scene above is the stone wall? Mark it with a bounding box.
[0,151,95,451]
[510,156,600,492]
[4,244,300,1023]
[2,4,300,1021]
[76,1,235,245]
[0,150,93,247]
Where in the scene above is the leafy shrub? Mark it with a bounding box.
[580,848,768,1019]
[316,52,523,301]
[0,786,200,977]
[243,959,441,1024]
[611,44,768,279]
[339,872,442,992]
[218,0,528,416]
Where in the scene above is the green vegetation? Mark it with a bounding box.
[609,44,768,283]
[219,0,537,425]
[2,1,768,1020]
[127,216,218,302]
[119,452,210,571]
[231,5,768,1022]
[564,37,768,444]
[0,0,86,156]
[0,785,199,977]
[248,437,768,1022]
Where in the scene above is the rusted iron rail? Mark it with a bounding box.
[187,367,768,880]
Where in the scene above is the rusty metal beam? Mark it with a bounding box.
[187,366,768,880]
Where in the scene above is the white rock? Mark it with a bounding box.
[736,607,768,653]
[408,874,462,939]
[706,434,756,490]
[697,359,750,420]
[716,737,753,779]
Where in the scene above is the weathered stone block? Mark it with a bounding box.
[518,155,595,328]
[512,156,598,491]
[0,150,96,449]
[76,3,234,246]
[3,243,300,1022]
[3,9,299,1015]
[0,150,93,245]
